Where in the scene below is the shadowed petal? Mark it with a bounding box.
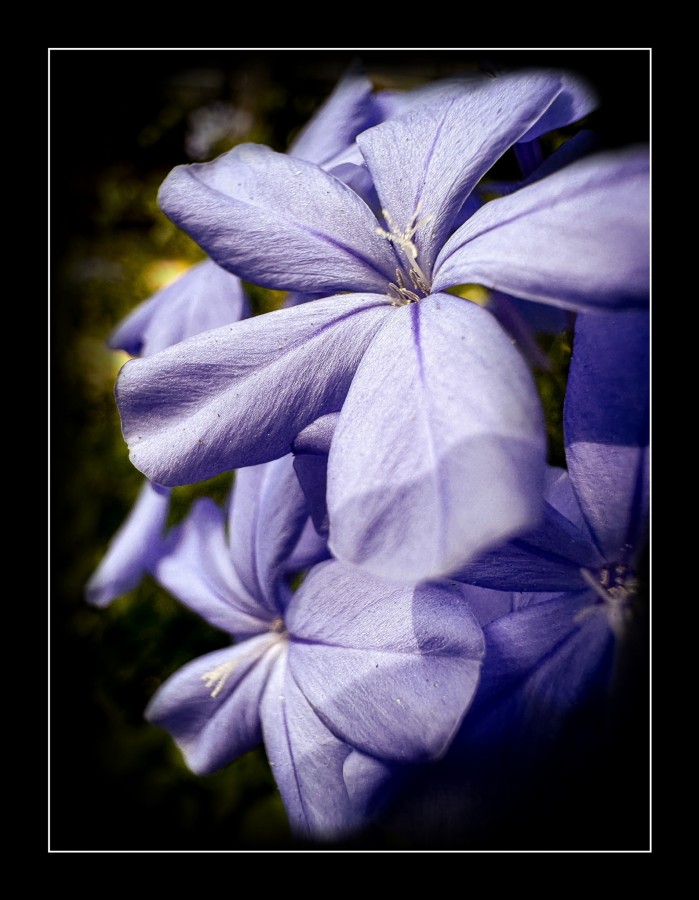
[325,161,382,218]
[457,593,615,755]
[108,260,250,357]
[292,454,330,538]
[487,131,601,197]
[154,498,270,636]
[287,561,485,762]
[85,481,170,608]
[433,146,649,311]
[541,466,592,535]
[292,412,339,456]
[569,445,649,563]
[116,294,391,486]
[342,751,397,821]
[146,637,285,775]
[517,70,598,143]
[521,129,601,186]
[564,309,650,557]
[327,294,547,581]
[284,516,330,576]
[158,144,397,293]
[357,71,563,273]
[292,412,340,537]
[227,455,313,612]
[565,310,650,448]
[455,584,517,626]
[450,500,603,591]
[477,592,604,694]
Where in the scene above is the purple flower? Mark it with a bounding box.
[108,259,251,358]
[85,480,172,608]
[87,65,389,609]
[446,306,650,759]
[361,308,650,844]
[454,307,649,595]
[144,454,485,842]
[285,60,386,170]
[115,69,649,583]
[85,261,251,608]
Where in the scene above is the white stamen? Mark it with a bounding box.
[202,617,288,699]
[577,566,637,639]
[376,205,433,300]
[202,660,237,699]
[579,567,613,604]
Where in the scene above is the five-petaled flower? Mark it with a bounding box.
[82,60,650,849]
[144,454,486,841]
[349,307,650,843]
[86,64,387,607]
[115,69,649,584]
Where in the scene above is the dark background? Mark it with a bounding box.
[50,48,651,853]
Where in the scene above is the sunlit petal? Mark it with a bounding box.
[327,294,546,581]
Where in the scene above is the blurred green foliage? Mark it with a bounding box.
[50,49,650,852]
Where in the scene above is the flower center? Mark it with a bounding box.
[270,615,286,634]
[201,618,287,698]
[376,207,432,306]
[578,558,639,639]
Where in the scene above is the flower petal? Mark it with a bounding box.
[341,751,397,822]
[108,260,250,357]
[291,455,329,538]
[325,161,382,219]
[542,465,592,535]
[260,659,366,842]
[433,145,650,311]
[483,290,571,371]
[564,309,650,557]
[289,63,383,168]
[327,294,547,581]
[145,637,285,775]
[486,130,601,197]
[284,516,330,575]
[455,584,517,626]
[291,412,340,537]
[450,500,603,592]
[116,294,391,486]
[571,446,649,563]
[227,455,313,612]
[517,69,598,143]
[286,560,485,762]
[158,144,397,293]
[458,593,615,755]
[292,412,339,455]
[154,497,270,636]
[357,71,564,274]
[85,481,170,608]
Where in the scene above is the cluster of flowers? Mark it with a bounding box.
[88,64,650,845]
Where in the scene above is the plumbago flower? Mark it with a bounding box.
[107,259,252,359]
[86,64,387,608]
[115,68,649,583]
[355,307,650,845]
[451,307,650,741]
[452,306,649,615]
[86,261,251,608]
[143,453,486,842]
